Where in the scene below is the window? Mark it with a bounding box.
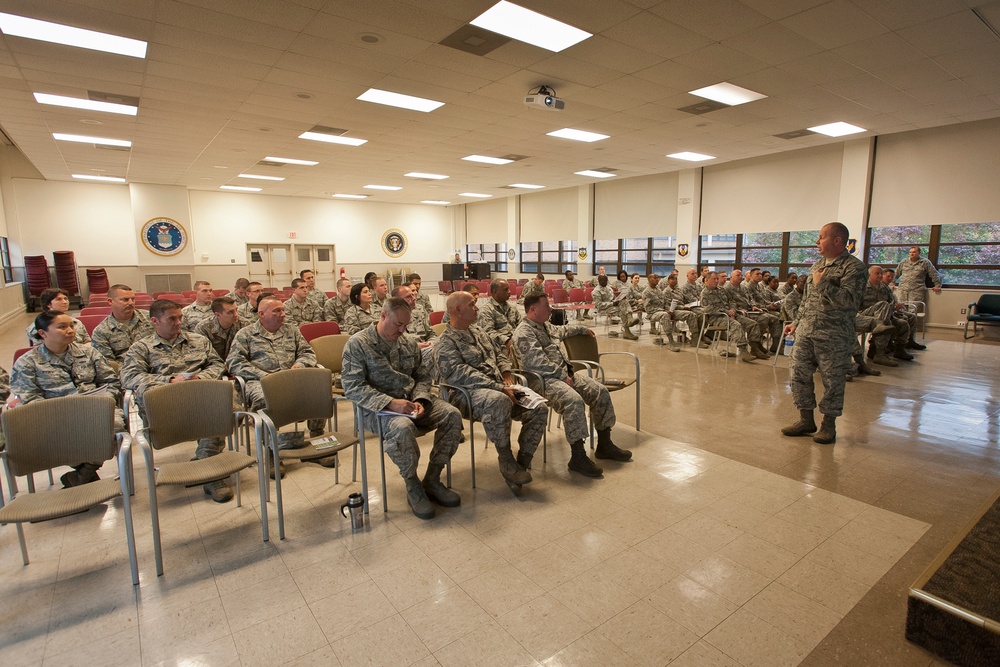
[465,243,508,273]
[520,240,576,274]
[0,237,11,283]
[697,231,820,279]
[592,237,676,276]
[866,222,1000,288]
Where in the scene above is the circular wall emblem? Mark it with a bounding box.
[381,229,407,258]
[141,217,187,256]
[507,248,516,260]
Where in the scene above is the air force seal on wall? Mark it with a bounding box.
[141,217,187,256]
[847,238,857,254]
[381,229,407,258]
[678,243,689,258]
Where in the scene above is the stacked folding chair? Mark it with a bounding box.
[53,251,81,307]
[23,255,50,311]
[86,267,110,295]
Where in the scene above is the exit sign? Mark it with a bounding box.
[289,231,297,239]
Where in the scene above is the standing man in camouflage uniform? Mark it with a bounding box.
[643,274,681,351]
[512,294,632,478]
[894,246,939,349]
[121,299,233,502]
[227,296,330,472]
[182,281,215,332]
[12,311,123,488]
[477,278,523,351]
[227,278,250,306]
[341,298,463,520]
[782,222,867,445]
[324,278,353,325]
[284,278,323,326]
[436,291,541,489]
[92,284,154,363]
[237,282,265,324]
[300,269,327,311]
[700,272,756,362]
[196,296,245,361]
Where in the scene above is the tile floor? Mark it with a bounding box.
[0,310,997,667]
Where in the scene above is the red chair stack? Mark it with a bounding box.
[53,251,81,300]
[86,268,110,295]
[24,255,50,311]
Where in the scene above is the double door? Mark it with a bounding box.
[246,244,336,290]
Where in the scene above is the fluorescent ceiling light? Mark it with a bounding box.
[459,193,493,198]
[546,128,609,143]
[689,82,766,106]
[72,174,125,183]
[220,185,261,192]
[404,172,448,180]
[364,184,402,191]
[462,154,513,165]
[298,131,367,146]
[421,200,451,205]
[470,1,591,52]
[0,12,147,58]
[667,152,715,162]
[357,88,444,113]
[238,173,284,181]
[509,183,544,189]
[52,132,131,147]
[332,193,368,199]
[264,156,318,166]
[808,121,866,137]
[575,170,615,178]
[34,92,137,116]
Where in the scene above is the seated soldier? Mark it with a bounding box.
[781,275,807,321]
[407,274,434,314]
[477,278,522,350]
[590,266,608,287]
[343,283,377,335]
[442,283,479,324]
[341,298,463,520]
[92,284,154,363]
[776,272,798,297]
[324,278,353,324]
[642,273,681,351]
[284,278,323,326]
[860,266,913,367]
[700,272,755,363]
[300,269,328,310]
[590,274,616,321]
[722,270,772,359]
[561,270,589,320]
[740,268,783,353]
[519,273,546,304]
[182,281,215,332]
[196,296,244,361]
[436,291,543,489]
[227,278,250,306]
[512,294,632,478]
[12,310,123,488]
[681,268,702,304]
[393,285,436,344]
[237,281,265,324]
[371,277,389,311]
[121,299,233,502]
[662,273,702,346]
[883,268,922,350]
[27,288,90,346]
[227,296,330,472]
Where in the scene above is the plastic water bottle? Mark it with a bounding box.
[783,334,794,355]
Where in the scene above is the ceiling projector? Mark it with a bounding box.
[524,85,564,111]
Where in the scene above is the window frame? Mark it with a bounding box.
[0,237,11,284]
[591,237,676,277]
[520,240,577,275]
[465,242,508,274]
[697,231,820,280]
[865,223,1000,289]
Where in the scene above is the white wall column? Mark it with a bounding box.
[837,138,875,258]
[675,168,702,270]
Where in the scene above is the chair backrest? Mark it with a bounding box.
[310,334,349,374]
[181,290,196,298]
[143,380,236,449]
[2,395,116,476]
[476,280,491,293]
[977,294,1000,315]
[584,287,594,302]
[429,310,445,326]
[543,284,556,297]
[551,289,569,304]
[569,288,586,302]
[438,281,452,294]
[299,320,341,341]
[432,322,447,336]
[260,368,333,428]
[159,293,185,301]
[13,347,32,365]
[80,307,112,317]
[212,289,229,297]
[76,314,106,336]
[562,334,599,368]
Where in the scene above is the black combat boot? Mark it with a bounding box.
[568,440,603,478]
[595,429,632,461]
[893,342,914,361]
[853,353,881,376]
[813,415,837,444]
[497,447,531,485]
[422,463,461,507]
[781,410,817,436]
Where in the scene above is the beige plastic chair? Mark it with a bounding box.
[135,379,265,576]
[0,394,139,585]
[562,334,641,431]
[258,368,359,540]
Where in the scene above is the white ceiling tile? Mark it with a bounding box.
[602,11,712,60]
[848,0,971,30]
[905,78,980,105]
[737,0,828,20]
[561,35,662,75]
[777,51,868,85]
[723,21,824,65]
[151,24,283,66]
[833,32,927,71]
[177,0,318,31]
[780,0,889,49]
[319,0,462,42]
[897,10,1000,57]
[649,0,771,40]
[673,43,770,79]
[157,0,298,49]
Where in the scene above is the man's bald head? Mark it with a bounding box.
[446,291,478,329]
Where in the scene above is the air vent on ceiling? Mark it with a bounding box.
[774,129,817,140]
[678,100,729,115]
[95,144,131,152]
[88,90,140,107]
[499,185,520,189]
[257,160,287,167]
[309,125,349,135]
[499,154,530,162]
[591,167,616,173]
[439,24,511,56]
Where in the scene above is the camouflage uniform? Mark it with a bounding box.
[323,295,351,325]
[742,280,784,344]
[226,290,249,306]
[642,285,677,334]
[590,285,616,317]
[341,323,461,478]
[435,324,546,462]
[790,250,867,417]
[370,295,384,312]
[92,310,154,363]
[681,280,702,304]
[27,317,90,347]
[283,296,323,327]
[237,300,259,324]
[663,283,701,333]
[306,288,327,311]
[0,365,9,402]
[121,331,227,458]
[476,297,523,348]
[226,322,322,439]
[781,289,803,322]
[181,302,213,332]
[196,317,245,361]
[562,277,587,319]
[407,302,436,342]
[414,291,433,315]
[511,319,615,444]
[721,282,765,343]
[895,256,941,305]
[699,285,747,345]
[343,305,376,335]
[519,281,545,304]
